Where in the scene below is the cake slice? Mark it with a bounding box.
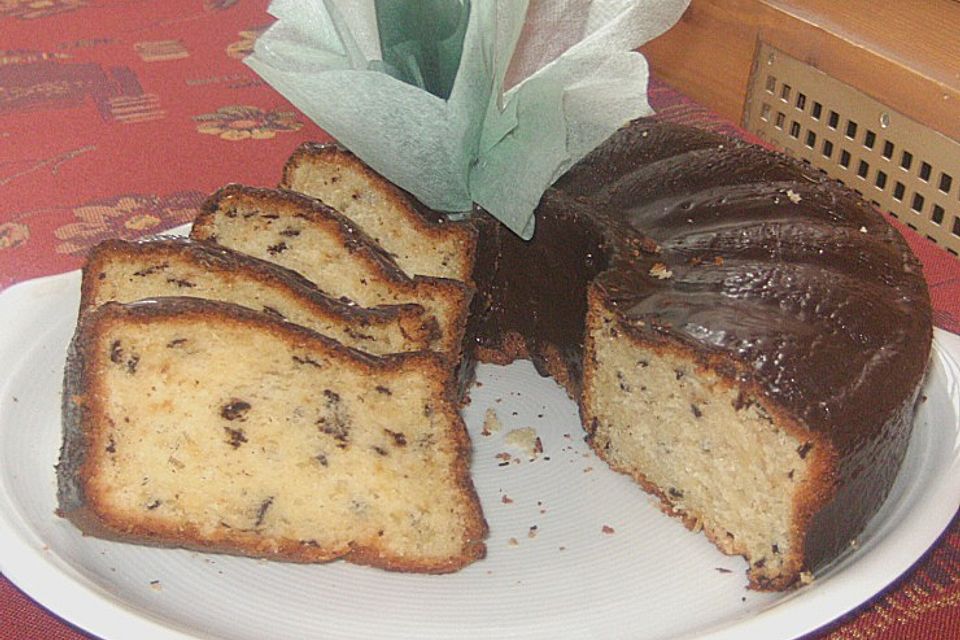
[80,237,436,356]
[581,287,834,590]
[57,297,487,572]
[190,185,472,359]
[281,143,477,283]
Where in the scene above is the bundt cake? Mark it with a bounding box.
[466,118,932,589]
[81,237,435,356]
[190,184,473,359]
[57,297,487,572]
[57,117,932,589]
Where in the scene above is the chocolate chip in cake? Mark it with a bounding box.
[262,305,285,319]
[372,445,388,456]
[254,496,274,527]
[165,277,196,288]
[110,340,124,364]
[344,327,375,341]
[267,241,288,255]
[133,262,169,277]
[292,354,323,368]
[317,390,350,445]
[224,427,248,449]
[733,392,748,411]
[691,403,703,418]
[797,442,813,459]
[384,429,407,446]
[315,452,329,467]
[146,499,161,510]
[279,227,300,237]
[110,341,140,373]
[668,487,684,499]
[220,400,252,422]
[166,337,188,348]
[375,385,392,395]
[105,436,116,454]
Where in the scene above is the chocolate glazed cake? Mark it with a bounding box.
[468,118,932,589]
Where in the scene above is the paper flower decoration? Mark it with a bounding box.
[246,0,689,238]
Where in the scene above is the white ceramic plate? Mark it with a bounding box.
[1,270,958,640]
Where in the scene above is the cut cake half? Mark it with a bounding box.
[57,297,487,572]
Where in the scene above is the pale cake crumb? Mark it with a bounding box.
[649,262,673,279]
[505,427,542,458]
[481,407,502,436]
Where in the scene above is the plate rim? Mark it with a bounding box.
[1,271,958,640]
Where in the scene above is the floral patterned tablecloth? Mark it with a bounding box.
[2,2,959,639]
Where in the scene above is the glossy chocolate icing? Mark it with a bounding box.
[469,118,932,580]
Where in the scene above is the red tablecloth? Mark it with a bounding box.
[2,2,959,639]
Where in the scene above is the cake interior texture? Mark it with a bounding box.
[583,305,822,587]
[82,238,433,356]
[191,186,471,359]
[58,301,486,572]
[281,143,476,283]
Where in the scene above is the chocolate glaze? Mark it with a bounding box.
[469,118,932,583]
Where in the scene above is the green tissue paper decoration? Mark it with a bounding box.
[374,0,469,100]
[246,0,690,239]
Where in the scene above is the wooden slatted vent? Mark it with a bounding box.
[745,43,960,258]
